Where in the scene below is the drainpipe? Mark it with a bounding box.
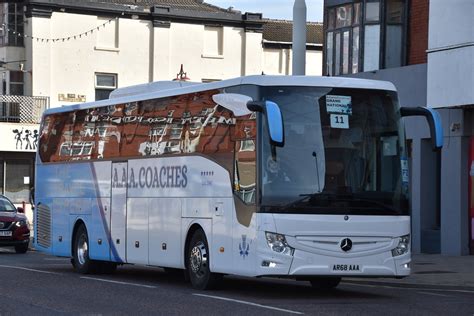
[292,0,307,75]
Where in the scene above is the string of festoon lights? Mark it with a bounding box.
[0,13,124,43]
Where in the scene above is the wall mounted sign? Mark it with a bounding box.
[0,124,40,152]
[58,93,86,102]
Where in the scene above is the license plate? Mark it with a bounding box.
[0,231,12,237]
[332,264,360,272]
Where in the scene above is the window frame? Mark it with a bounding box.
[383,0,408,69]
[9,70,24,96]
[95,73,117,101]
[323,0,408,76]
[0,3,24,47]
[202,25,224,59]
[325,2,361,76]
[1,156,35,203]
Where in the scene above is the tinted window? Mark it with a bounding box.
[39,89,239,162]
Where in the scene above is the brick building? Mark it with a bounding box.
[323,0,473,255]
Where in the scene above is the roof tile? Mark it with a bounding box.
[263,19,323,44]
[83,0,236,14]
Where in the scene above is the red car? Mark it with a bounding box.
[0,195,30,253]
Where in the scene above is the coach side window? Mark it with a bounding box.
[233,111,257,205]
[234,139,256,204]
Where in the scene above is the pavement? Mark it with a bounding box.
[346,253,474,290]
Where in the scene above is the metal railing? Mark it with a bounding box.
[0,95,49,124]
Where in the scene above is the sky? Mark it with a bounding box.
[205,0,324,22]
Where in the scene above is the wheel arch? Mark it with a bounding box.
[184,223,204,268]
[71,218,86,257]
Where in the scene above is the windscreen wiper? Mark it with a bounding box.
[280,192,400,214]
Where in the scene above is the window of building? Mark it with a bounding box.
[336,5,352,28]
[326,32,334,75]
[365,1,380,22]
[335,32,341,75]
[364,24,381,71]
[0,3,24,47]
[9,71,23,96]
[326,2,360,75]
[96,17,118,50]
[352,26,360,73]
[324,0,407,75]
[4,159,33,203]
[95,73,117,101]
[385,0,404,68]
[203,26,223,57]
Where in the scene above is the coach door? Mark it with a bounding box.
[110,162,128,262]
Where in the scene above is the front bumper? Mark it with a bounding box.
[0,238,30,247]
[255,231,411,277]
[288,249,410,276]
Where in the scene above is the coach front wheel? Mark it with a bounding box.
[73,224,97,274]
[186,229,222,290]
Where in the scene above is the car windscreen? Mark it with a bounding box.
[0,197,16,212]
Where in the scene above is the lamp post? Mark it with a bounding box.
[292,0,307,76]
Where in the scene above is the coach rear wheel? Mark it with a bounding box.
[309,277,341,290]
[186,229,222,290]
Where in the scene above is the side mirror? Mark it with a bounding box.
[400,107,443,151]
[212,93,252,116]
[17,207,24,213]
[247,100,284,147]
[29,187,35,207]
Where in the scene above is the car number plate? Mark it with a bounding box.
[0,231,12,237]
[332,264,360,272]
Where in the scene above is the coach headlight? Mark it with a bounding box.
[265,232,294,256]
[392,234,410,257]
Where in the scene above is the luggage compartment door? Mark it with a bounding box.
[110,162,127,262]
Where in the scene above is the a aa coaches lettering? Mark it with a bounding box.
[112,165,188,189]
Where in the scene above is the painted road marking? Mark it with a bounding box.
[193,293,303,315]
[80,276,157,289]
[0,264,61,275]
[345,282,474,294]
[43,258,70,261]
[417,291,451,298]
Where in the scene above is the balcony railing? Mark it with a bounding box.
[0,95,49,124]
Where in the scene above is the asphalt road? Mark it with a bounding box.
[0,248,473,315]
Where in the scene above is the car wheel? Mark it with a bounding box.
[309,277,341,290]
[186,229,222,290]
[72,224,97,274]
[14,242,29,254]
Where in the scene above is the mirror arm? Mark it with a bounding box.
[246,101,264,113]
[400,106,443,151]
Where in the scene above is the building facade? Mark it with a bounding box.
[427,0,473,255]
[323,0,473,255]
[10,0,323,107]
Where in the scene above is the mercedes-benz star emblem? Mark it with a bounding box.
[340,238,353,252]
